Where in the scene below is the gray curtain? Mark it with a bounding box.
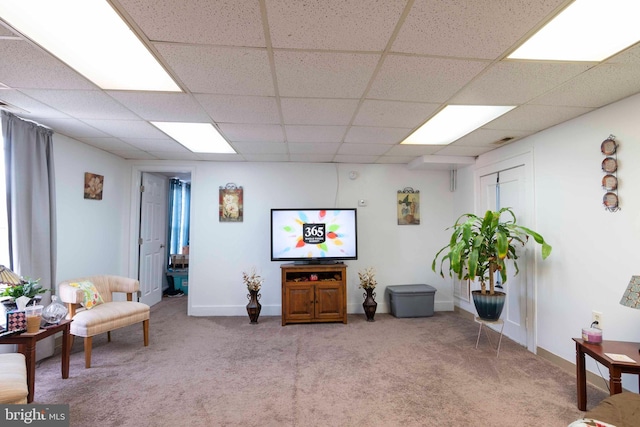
[2,111,56,357]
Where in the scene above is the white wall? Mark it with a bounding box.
[54,134,131,286]
[457,92,640,392]
[179,161,455,316]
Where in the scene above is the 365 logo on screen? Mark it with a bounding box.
[302,223,325,244]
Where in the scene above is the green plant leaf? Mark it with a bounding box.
[496,231,508,259]
[468,249,478,278]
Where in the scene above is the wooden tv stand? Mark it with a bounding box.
[281,263,347,326]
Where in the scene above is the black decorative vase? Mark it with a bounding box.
[246,289,262,324]
[362,288,377,322]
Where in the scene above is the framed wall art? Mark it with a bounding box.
[397,187,420,225]
[219,183,243,222]
[84,172,104,200]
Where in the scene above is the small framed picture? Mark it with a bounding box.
[219,183,243,222]
[397,187,420,225]
[84,172,104,200]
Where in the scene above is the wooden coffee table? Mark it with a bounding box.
[573,338,640,411]
[0,319,72,403]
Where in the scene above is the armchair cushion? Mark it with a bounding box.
[0,353,28,404]
[67,280,104,309]
[70,301,149,337]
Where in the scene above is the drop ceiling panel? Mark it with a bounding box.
[353,100,439,128]
[434,145,492,157]
[80,119,167,138]
[109,150,159,160]
[107,92,210,122]
[0,23,15,36]
[232,141,287,155]
[376,155,417,164]
[274,51,380,98]
[0,40,95,90]
[22,89,139,120]
[486,105,593,131]
[285,125,347,143]
[267,0,407,51]
[531,63,640,108]
[384,144,442,157]
[288,142,340,155]
[337,143,391,156]
[242,153,289,162]
[451,61,594,105]
[391,0,569,59]
[452,129,532,147]
[146,151,201,161]
[155,44,275,96]
[280,98,359,125]
[333,154,380,163]
[118,138,189,152]
[344,126,411,144]
[118,0,265,46]
[76,137,137,151]
[2,1,640,165]
[606,43,640,64]
[195,94,280,124]
[195,153,244,161]
[290,154,336,163]
[35,118,109,138]
[218,123,284,142]
[368,55,489,102]
[0,90,71,119]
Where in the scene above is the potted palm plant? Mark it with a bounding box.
[432,207,552,320]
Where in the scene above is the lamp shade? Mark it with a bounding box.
[0,265,22,286]
[620,275,640,309]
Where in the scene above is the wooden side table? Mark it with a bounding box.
[0,319,72,403]
[573,338,640,411]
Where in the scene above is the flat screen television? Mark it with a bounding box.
[270,208,357,264]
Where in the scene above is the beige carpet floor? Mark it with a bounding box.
[32,297,607,426]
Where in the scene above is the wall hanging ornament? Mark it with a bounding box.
[600,135,620,212]
[219,183,243,222]
[397,187,420,225]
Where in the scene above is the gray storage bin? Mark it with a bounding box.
[386,284,436,318]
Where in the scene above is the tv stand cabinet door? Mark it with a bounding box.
[315,282,346,323]
[283,283,314,324]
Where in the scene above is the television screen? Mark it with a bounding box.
[270,208,357,263]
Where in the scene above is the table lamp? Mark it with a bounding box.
[0,265,22,286]
[620,275,640,353]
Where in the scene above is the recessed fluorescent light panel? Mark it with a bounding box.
[0,0,180,91]
[151,122,236,154]
[401,105,515,145]
[509,0,640,61]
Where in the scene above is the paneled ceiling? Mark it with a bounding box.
[1,0,640,168]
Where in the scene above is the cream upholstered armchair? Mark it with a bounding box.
[58,275,149,368]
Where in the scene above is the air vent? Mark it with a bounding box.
[493,137,515,145]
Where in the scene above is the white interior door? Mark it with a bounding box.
[139,172,167,306]
[479,166,528,346]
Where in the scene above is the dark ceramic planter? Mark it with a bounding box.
[472,290,506,320]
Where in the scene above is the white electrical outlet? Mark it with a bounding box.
[592,311,603,329]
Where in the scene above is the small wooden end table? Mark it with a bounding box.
[573,338,640,411]
[0,319,72,403]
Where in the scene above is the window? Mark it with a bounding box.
[0,123,9,266]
